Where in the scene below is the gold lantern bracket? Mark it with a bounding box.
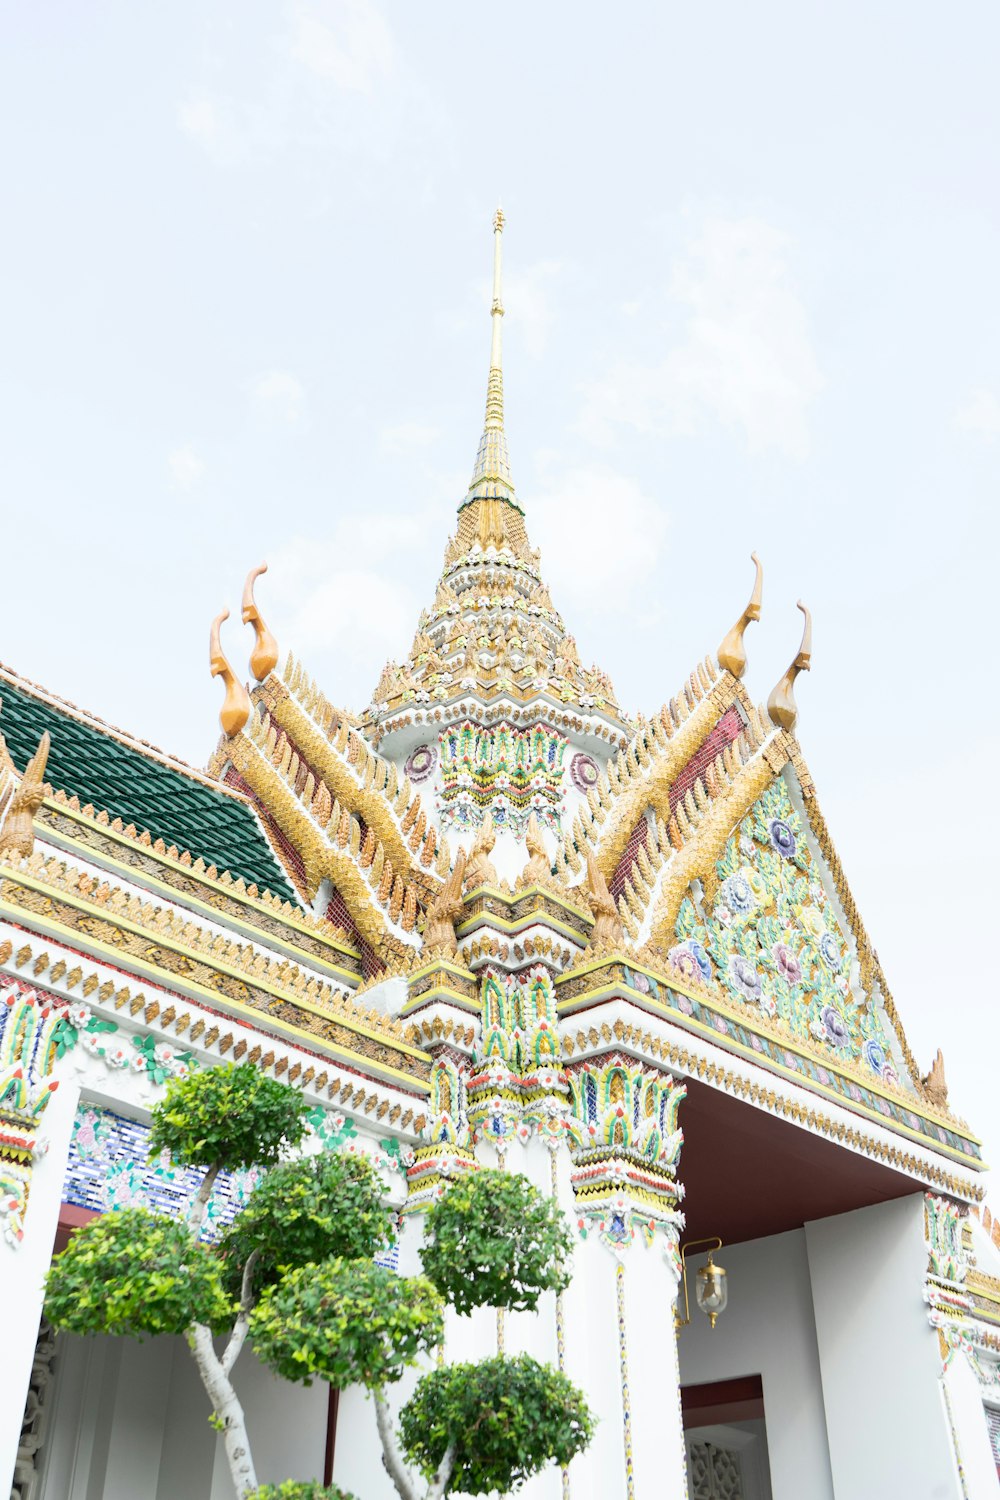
[675,1237,729,1332]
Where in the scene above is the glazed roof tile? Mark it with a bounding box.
[0,672,295,901]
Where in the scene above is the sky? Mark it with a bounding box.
[1,3,998,1192]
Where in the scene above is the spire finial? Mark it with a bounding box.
[766,601,812,732]
[462,210,517,510]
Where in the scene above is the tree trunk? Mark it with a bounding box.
[188,1321,259,1498]
[373,1387,417,1500]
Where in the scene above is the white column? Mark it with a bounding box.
[0,1070,80,1499]
[940,1344,999,1498]
[805,1194,965,1500]
[553,1148,688,1500]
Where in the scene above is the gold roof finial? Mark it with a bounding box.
[766,601,812,732]
[0,730,51,858]
[423,848,468,957]
[922,1048,949,1111]
[210,609,252,739]
[718,553,763,679]
[462,208,517,510]
[242,562,279,682]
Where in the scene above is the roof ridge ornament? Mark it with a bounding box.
[462,208,519,512]
[242,562,279,682]
[210,609,252,739]
[0,729,51,858]
[717,553,763,679]
[766,601,812,732]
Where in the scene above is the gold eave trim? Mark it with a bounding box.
[557,980,984,1173]
[0,884,429,1084]
[555,960,980,1145]
[400,986,481,1018]
[457,903,589,945]
[41,799,362,964]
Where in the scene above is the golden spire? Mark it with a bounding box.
[766,601,812,732]
[0,730,51,858]
[717,553,763,678]
[242,562,279,682]
[210,609,251,739]
[463,208,518,510]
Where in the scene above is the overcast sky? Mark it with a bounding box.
[2,3,998,1193]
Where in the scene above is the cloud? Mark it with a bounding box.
[580,216,823,459]
[380,421,440,455]
[176,95,243,167]
[264,519,428,703]
[168,445,205,492]
[253,370,306,426]
[288,0,396,94]
[503,260,565,360]
[529,461,668,603]
[955,387,1000,440]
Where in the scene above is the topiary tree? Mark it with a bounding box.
[247,1486,358,1500]
[48,1069,594,1500]
[45,1063,406,1499]
[252,1166,593,1499]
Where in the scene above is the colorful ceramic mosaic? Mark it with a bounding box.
[607,961,980,1163]
[0,986,61,1245]
[437,720,567,831]
[64,1100,413,1238]
[65,1103,263,1236]
[926,1194,967,1283]
[674,775,894,1075]
[51,1003,197,1085]
[566,1055,686,1250]
[404,744,437,784]
[467,966,570,1148]
[616,1260,636,1500]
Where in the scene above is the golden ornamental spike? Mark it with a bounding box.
[0,730,51,858]
[242,562,279,682]
[210,609,252,738]
[766,601,812,732]
[717,553,763,679]
[423,849,468,957]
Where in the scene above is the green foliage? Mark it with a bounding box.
[400,1354,595,1496]
[247,1485,358,1500]
[420,1169,573,1315]
[45,1209,232,1338]
[218,1150,396,1298]
[149,1062,308,1172]
[250,1258,444,1389]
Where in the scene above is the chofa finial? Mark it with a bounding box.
[210,609,251,739]
[767,601,812,732]
[242,562,279,682]
[717,553,763,678]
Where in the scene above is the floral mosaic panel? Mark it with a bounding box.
[672,776,896,1079]
[64,1101,414,1246]
[437,720,567,832]
[65,1104,264,1236]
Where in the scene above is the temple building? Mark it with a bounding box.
[3,214,1000,1500]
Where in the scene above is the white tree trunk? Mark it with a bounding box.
[188,1321,258,1498]
[374,1388,418,1500]
[372,1389,455,1500]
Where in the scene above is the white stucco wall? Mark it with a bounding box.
[0,1074,81,1500]
[40,1331,327,1499]
[676,1227,835,1500]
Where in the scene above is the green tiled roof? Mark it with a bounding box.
[0,676,295,902]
